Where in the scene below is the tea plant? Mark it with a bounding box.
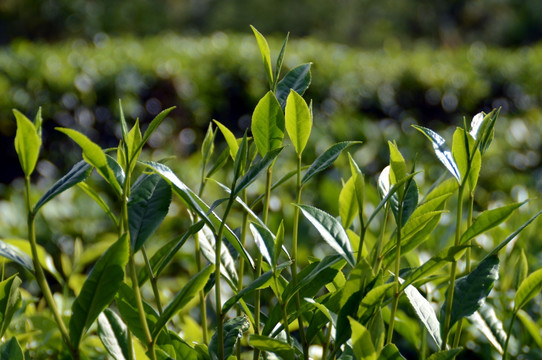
[2,27,542,360]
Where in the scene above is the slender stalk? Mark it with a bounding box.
[237,191,249,359]
[321,323,333,360]
[356,217,366,264]
[420,327,427,360]
[25,176,78,359]
[441,185,465,349]
[503,310,517,360]
[197,167,209,344]
[373,204,390,274]
[253,166,273,360]
[386,202,403,345]
[291,154,309,360]
[215,194,237,360]
[142,246,163,314]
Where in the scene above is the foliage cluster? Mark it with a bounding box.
[1,28,542,360]
[1,34,542,189]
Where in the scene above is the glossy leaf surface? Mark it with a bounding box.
[98,309,132,360]
[14,109,41,176]
[285,90,312,155]
[301,141,361,185]
[209,316,250,360]
[252,91,285,157]
[276,63,312,108]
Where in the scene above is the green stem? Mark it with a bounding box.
[503,310,517,360]
[215,195,236,360]
[197,168,210,345]
[373,204,390,274]
[25,176,78,359]
[142,246,163,314]
[386,202,403,345]
[441,184,465,350]
[253,167,273,360]
[237,191,248,359]
[321,323,333,360]
[291,154,309,360]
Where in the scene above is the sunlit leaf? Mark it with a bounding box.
[249,334,295,360]
[426,348,463,360]
[232,147,283,197]
[302,141,361,185]
[252,91,285,157]
[413,125,460,182]
[403,282,442,348]
[339,176,358,229]
[0,275,22,337]
[515,268,542,311]
[98,309,132,360]
[250,223,276,267]
[276,63,312,109]
[348,316,377,360]
[198,225,238,285]
[14,109,41,176]
[285,90,312,155]
[250,25,273,88]
[0,337,23,360]
[517,309,542,349]
[214,120,239,159]
[209,316,250,360]
[467,303,505,354]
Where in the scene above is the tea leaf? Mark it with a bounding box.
[153,264,214,339]
[467,303,506,354]
[285,90,312,155]
[426,348,463,360]
[137,107,175,154]
[198,225,238,285]
[296,204,355,267]
[70,234,129,346]
[14,109,41,176]
[0,337,23,360]
[126,118,142,164]
[98,308,132,360]
[452,127,481,190]
[403,282,442,348]
[339,176,358,229]
[250,25,273,88]
[517,309,542,349]
[413,125,461,182]
[276,63,312,109]
[128,173,172,252]
[138,221,205,285]
[273,32,290,89]
[348,316,377,360]
[470,109,498,155]
[214,120,239,159]
[57,127,122,195]
[77,182,118,225]
[440,255,499,329]
[515,268,542,311]
[0,240,34,272]
[0,275,22,338]
[302,141,361,185]
[514,249,529,289]
[118,99,129,145]
[206,147,230,178]
[460,201,527,245]
[232,146,284,197]
[252,91,285,157]
[209,316,250,360]
[106,154,126,187]
[379,344,407,359]
[116,283,159,342]
[249,334,296,360]
[201,123,216,165]
[359,283,395,318]
[250,223,276,268]
[34,160,92,213]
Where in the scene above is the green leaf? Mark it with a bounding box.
[517,309,542,349]
[252,91,285,157]
[441,256,499,329]
[467,303,505,354]
[0,240,34,272]
[378,344,406,360]
[156,331,199,360]
[209,316,250,360]
[249,334,296,360]
[297,204,356,267]
[14,109,41,176]
[222,262,290,314]
[57,127,122,195]
[116,283,159,342]
[98,308,132,360]
[276,63,312,109]
[285,90,312,155]
[339,176,358,229]
[206,147,230,178]
[142,161,255,269]
[138,221,205,285]
[34,107,43,137]
[514,249,529,289]
[388,141,407,191]
[0,275,22,337]
[273,33,289,89]
[126,118,142,165]
[390,176,419,228]
[201,123,216,165]
[153,264,214,339]
[34,160,92,213]
[413,125,460,182]
[77,182,118,225]
[470,109,498,155]
[198,225,238,285]
[460,201,527,244]
[348,316,377,360]
[128,173,172,252]
[250,223,276,268]
[452,127,481,190]
[426,348,463,360]
[515,268,542,311]
[137,107,175,154]
[358,283,395,318]
[213,120,239,159]
[70,234,129,346]
[106,154,126,187]
[403,282,442,348]
[232,146,284,198]
[118,99,129,145]
[250,25,273,88]
[274,221,286,269]
[0,337,24,360]
[302,141,361,185]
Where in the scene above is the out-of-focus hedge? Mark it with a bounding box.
[1,33,541,196]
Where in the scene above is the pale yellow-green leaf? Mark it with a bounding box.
[285,90,312,155]
[214,120,239,159]
[14,109,41,176]
[515,268,542,311]
[250,25,273,88]
[339,176,358,229]
[348,316,377,360]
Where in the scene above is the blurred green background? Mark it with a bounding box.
[1,2,542,358]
